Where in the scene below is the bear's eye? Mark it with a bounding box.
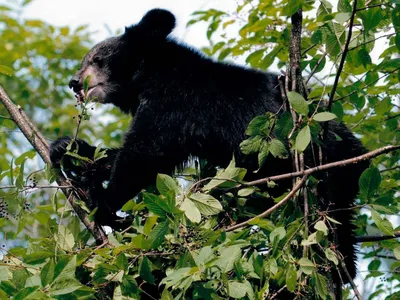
[92,56,102,66]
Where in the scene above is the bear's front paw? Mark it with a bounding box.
[50,137,73,167]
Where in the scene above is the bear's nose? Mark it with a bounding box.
[69,75,81,91]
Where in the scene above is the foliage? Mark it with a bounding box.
[0,0,399,299]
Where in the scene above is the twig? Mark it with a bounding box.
[269,285,287,300]
[225,176,307,232]
[239,145,399,187]
[334,67,400,103]
[306,52,327,84]
[356,2,391,11]
[380,166,400,173]
[301,44,316,57]
[358,252,397,260]
[356,231,400,243]
[0,185,73,190]
[327,0,358,111]
[0,85,108,245]
[348,33,396,52]
[338,253,362,300]
[301,155,309,257]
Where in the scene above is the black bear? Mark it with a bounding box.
[50,9,368,282]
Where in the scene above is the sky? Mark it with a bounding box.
[21,0,235,47]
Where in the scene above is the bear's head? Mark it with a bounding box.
[69,9,176,113]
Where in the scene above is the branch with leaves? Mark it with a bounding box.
[0,85,108,245]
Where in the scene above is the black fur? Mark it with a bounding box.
[51,9,368,282]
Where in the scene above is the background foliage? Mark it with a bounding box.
[0,0,399,299]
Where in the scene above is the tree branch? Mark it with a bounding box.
[225,176,307,232]
[327,0,358,111]
[289,9,304,95]
[356,231,400,243]
[239,144,399,187]
[0,85,108,245]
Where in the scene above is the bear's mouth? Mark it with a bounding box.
[74,84,102,102]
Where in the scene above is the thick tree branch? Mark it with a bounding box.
[289,9,304,95]
[0,85,108,245]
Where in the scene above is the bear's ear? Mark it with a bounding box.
[135,9,176,38]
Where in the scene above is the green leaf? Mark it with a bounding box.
[309,55,326,73]
[24,252,53,264]
[13,287,42,299]
[301,232,319,246]
[83,75,91,95]
[238,187,255,197]
[143,192,168,217]
[15,150,36,165]
[258,140,270,168]
[311,30,322,44]
[227,281,247,298]
[298,257,314,275]
[314,272,328,299]
[246,49,265,67]
[334,12,350,24]
[116,253,129,271]
[156,174,180,197]
[55,225,75,251]
[314,221,328,236]
[286,264,297,292]
[357,48,372,68]
[40,259,55,286]
[270,227,286,243]
[180,198,201,223]
[368,259,381,271]
[393,246,400,260]
[240,136,262,155]
[282,0,303,16]
[160,267,195,289]
[93,145,108,161]
[143,215,158,235]
[313,112,337,122]
[326,215,342,225]
[16,158,26,189]
[359,167,381,200]
[161,288,174,300]
[331,102,344,121]
[53,256,77,283]
[193,246,214,266]
[275,112,293,139]
[203,160,247,190]
[325,248,338,265]
[50,278,82,296]
[139,257,155,285]
[214,246,241,272]
[147,221,169,249]
[294,125,311,153]
[338,0,351,12]
[287,92,309,116]
[189,193,223,216]
[371,209,394,236]
[121,275,139,296]
[245,115,269,136]
[0,65,14,76]
[269,139,288,159]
